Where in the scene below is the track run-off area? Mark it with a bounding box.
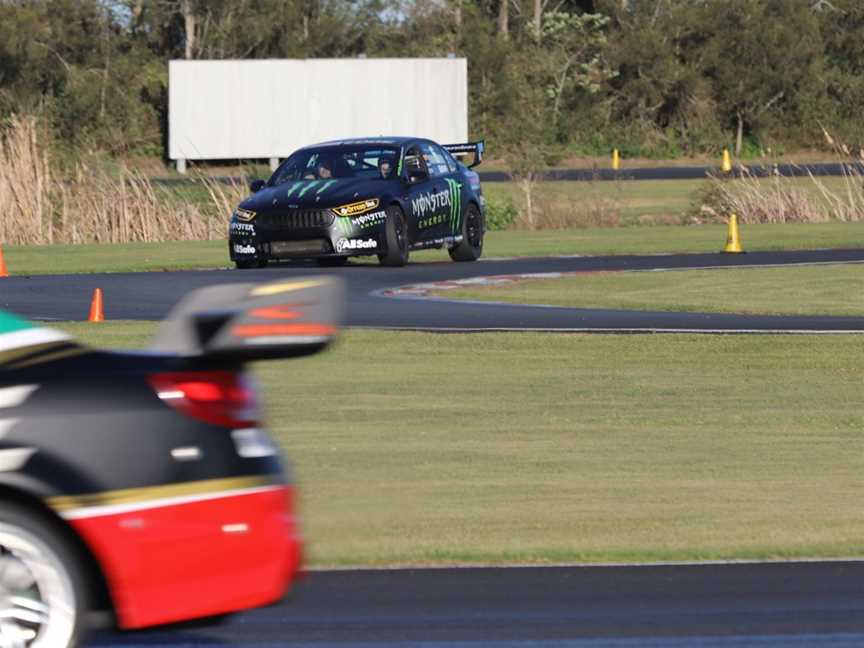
[3,248,862,647]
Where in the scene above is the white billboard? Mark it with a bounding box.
[169,58,468,166]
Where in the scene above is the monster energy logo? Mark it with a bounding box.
[445,179,462,234]
[336,217,354,236]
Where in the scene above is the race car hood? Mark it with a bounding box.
[238,178,391,215]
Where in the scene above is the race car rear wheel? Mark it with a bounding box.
[378,206,410,267]
[0,503,88,648]
[448,202,484,262]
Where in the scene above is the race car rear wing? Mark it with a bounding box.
[150,277,344,362]
[443,141,485,168]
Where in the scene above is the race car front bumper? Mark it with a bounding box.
[229,209,386,261]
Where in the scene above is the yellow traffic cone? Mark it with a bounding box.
[612,148,620,171]
[722,214,745,254]
[721,148,732,173]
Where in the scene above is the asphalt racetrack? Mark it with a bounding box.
[88,562,864,647]
[2,248,864,332]
[5,249,864,647]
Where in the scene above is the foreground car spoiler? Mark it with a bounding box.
[150,277,344,362]
[443,141,484,168]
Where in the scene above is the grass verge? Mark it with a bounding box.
[4,222,864,275]
[437,263,864,317]
[58,323,864,566]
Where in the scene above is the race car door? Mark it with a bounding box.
[417,141,462,240]
[404,143,449,243]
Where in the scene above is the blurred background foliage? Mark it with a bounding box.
[1,0,864,166]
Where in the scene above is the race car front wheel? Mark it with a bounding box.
[449,202,484,262]
[0,503,88,648]
[378,206,410,267]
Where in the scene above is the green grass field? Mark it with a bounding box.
[4,222,864,275]
[438,263,864,317]
[58,323,864,566]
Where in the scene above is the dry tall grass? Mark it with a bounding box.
[514,177,622,229]
[697,130,864,224]
[0,116,247,246]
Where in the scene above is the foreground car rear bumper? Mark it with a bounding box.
[68,484,301,629]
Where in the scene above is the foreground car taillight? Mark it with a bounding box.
[148,371,260,428]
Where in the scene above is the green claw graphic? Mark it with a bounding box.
[298,181,319,197]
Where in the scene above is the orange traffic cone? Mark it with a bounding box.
[0,246,8,277]
[88,288,105,322]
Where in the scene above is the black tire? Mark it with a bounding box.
[316,256,349,267]
[0,502,89,648]
[448,202,484,262]
[377,205,410,267]
[235,259,267,269]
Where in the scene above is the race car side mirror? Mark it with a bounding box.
[249,179,266,193]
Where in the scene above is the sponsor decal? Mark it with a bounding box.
[418,213,447,230]
[411,188,452,218]
[233,244,256,255]
[445,178,463,234]
[335,238,378,253]
[235,208,256,222]
[413,180,461,231]
[351,210,386,229]
[336,217,354,236]
[331,198,380,217]
[230,222,256,235]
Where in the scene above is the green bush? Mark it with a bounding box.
[484,194,519,230]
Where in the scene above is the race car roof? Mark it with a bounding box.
[299,137,419,150]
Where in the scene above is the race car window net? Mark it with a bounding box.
[148,371,260,428]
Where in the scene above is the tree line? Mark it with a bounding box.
[1,0,863,165]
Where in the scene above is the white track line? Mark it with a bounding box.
[369,259,864,333]
[350,326,864,334]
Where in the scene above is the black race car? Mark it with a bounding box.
[0,278,343,647]
[228,138,486,268]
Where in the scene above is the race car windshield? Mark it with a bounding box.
[269,146,401,186]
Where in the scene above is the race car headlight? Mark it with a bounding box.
[331,198,379,217]
[234,208,256,222]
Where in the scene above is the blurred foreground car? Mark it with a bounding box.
[0,278,343,647]
[228,137,486,268]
